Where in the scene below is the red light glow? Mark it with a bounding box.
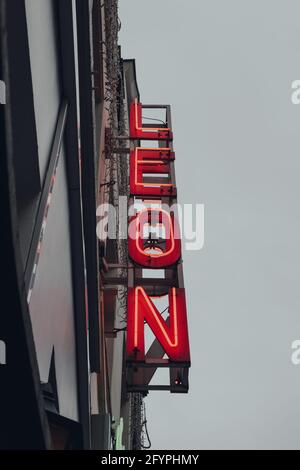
[130,99,173,141]
[126,287,190,363]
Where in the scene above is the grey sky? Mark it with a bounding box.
[119,0,300,449]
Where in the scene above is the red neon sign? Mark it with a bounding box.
[126,287,190,363]
[128,207,181,268]
[130,99,173,141]
[130,147,177,197]
[126,99,190,392]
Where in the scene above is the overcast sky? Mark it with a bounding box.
[119,0,300,449]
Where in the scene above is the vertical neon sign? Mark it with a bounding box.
[126,100,190,393]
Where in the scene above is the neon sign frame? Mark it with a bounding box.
[126,101,191,394]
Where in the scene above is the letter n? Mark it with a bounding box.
[126,287,190,363]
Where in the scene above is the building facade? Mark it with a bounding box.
[0,0,190,450]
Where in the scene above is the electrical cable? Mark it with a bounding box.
[141,402,152,449]
[142,115,166,125]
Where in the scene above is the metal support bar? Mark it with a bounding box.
[126,360,190,368]
[114,135,130,140]
[126,385,188,393]
[102,277,178,287]
[113,147,130,154]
